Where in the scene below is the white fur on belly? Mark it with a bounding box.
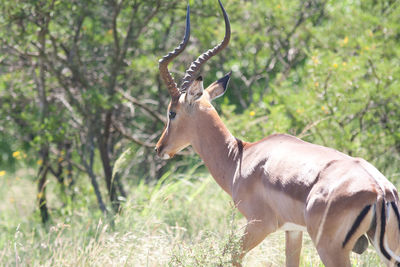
[278,222,307,232]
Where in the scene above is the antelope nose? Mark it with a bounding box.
[155,145,163,156]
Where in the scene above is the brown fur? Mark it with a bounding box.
[155,80,400,266]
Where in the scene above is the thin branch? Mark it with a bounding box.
[54,93,83,127]
[116,88,166,123]
[368,59,381,88]
[111,1,121,60]
[297,117,330,139]
[113,121,194,156]
[113,122,155,147]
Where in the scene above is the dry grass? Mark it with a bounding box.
[0,170,384,266]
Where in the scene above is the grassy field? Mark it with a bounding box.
[0,168,385,266]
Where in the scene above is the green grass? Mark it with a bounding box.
[0,169,384,266]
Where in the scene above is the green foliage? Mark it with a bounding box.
[217,0,400,184]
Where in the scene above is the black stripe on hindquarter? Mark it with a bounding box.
[390,202,400,231]
[389,202,400,267]
[379,201,392,261]
[342,205,371,248]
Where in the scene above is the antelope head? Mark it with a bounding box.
[155,0,231,159]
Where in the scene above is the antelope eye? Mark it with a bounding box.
[169,111,176,119]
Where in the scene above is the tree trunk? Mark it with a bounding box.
[37,147,50,224]
[98,111,119,212]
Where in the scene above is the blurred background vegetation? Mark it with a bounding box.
[0,0,399,265]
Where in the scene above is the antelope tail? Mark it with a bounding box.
[374,197,400,266]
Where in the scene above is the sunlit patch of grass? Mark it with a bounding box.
[0,168,36,230]
[0,169,387,266]
[243,231,382,267]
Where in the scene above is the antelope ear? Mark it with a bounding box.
[186,76,204,104]
[205,71,231,101]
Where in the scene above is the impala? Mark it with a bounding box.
[155,1,400,266]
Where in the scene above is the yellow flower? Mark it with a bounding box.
[249,111,255,116]
[276,4,281,9]
[37,159,43,166]
[312,56,319,65]
[342,62,347,66]
[0,170,6,177]
[333,63,338,68]
[314,82,319,87]
[343,36,348,44]
[12,151,20,158]
[37,192,43,199]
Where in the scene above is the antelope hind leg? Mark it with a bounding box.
[352,234,369,254]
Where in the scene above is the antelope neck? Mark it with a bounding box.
[190,108,241,196]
